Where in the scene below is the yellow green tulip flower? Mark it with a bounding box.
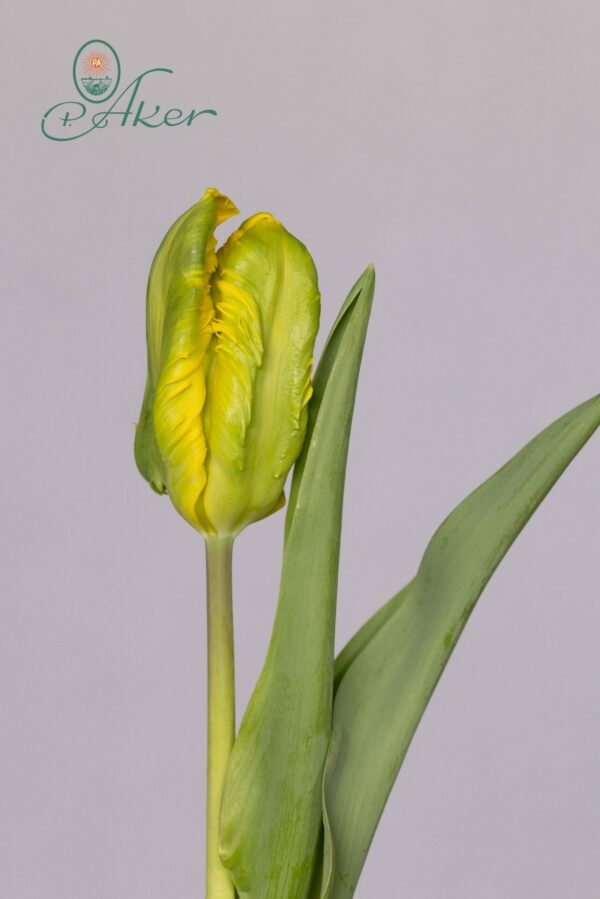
[135,187,320,538]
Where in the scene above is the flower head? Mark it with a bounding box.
[135,188,320,537]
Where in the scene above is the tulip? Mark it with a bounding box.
[135,187,320,538]
[133,192,600,899]
[134,187,320,898]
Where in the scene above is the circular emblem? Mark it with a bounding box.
[73,39,120,103]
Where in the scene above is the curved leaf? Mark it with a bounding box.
[323,393,600,899]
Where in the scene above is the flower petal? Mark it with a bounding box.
[135,188,238,529]
[200,213,320,534]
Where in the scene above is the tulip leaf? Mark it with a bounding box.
[320,393,600,899]
[333,580,414,690]
[219,267,375,898]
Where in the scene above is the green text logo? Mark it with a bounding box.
[42,39,217,142]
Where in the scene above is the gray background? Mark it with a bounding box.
[2,2,599,896]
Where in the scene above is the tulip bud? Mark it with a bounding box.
[135,188,320,537]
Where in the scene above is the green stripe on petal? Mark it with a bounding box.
[200,213,320,535]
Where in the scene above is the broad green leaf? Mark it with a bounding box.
[219,267,375,899]
[321,393,600,899]
[333,580,413,690]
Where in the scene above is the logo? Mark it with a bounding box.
[42,39,217,142]
[73,40,120,101]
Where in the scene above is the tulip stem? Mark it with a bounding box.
[205,535,236,899]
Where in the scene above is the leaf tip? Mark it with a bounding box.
[360,264,375,292]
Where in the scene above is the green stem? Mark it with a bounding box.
[205,535,236,899]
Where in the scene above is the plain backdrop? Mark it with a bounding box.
[2,2,599,897]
